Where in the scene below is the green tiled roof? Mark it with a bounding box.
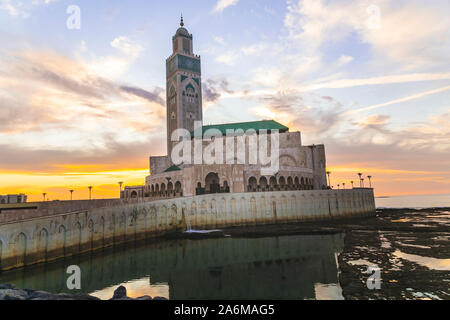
[190,120,289,137]
[164,165,182,172]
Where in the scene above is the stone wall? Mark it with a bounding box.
[0,189,375,271]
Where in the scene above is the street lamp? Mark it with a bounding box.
[351,181,354,188]
[69,190,74,201]
[326,171,331,188]
[361,178,365,188]
[367,176,373,188]
[357,173,363,187]
[342,182,346,189]
[118,181,123,198]
[337,184,340,190]
[88,186,93,200]
[42,193,47,202]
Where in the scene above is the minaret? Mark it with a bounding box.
[166,16,203,159]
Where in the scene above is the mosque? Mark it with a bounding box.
[122,18,328,200]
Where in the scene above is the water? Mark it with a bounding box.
[0,234,345,300]
[376,193,450,209]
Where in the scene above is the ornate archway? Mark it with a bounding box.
[205,172,220,194]
[248,176,257,192]
[259,177,268,191]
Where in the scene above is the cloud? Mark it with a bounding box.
[216,51,239,66]
[0,0,57,18]
[110,36,144,59]
[252,91,345,137]
[0,49,165,146]
[345,85,450,115]
[202,78,235,103]
[120,86,164,105]
[0,134,165,173]
[284,0,450,71]
[302,73,450,91]
[213,0,239,13]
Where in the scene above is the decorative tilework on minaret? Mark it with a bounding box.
[166,16,203,160]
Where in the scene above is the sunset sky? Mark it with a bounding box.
[0,0,449,201]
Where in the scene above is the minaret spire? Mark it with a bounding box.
[180,14,184,27]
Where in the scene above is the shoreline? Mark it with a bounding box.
[0,207,448,300]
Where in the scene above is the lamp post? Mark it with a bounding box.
[326,171,331,188]
[357,173,363,187]
[351,181,354,188]
[88,186,93,200]
[118,181,123,198]
[361,178,365,188]
[337,184,340,190]
[343,182,346,189]
[69,190,74,201]
[367,176,372,188]
[42,193,47,202]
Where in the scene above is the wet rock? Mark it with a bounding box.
[0,284,17,290]
[111,285,128,300]
[0,289,29,300]
[0,284,156,300]
[153,296,168,300]
[135,295,153,300]
[0,284,100,300]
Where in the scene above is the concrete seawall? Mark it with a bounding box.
[0,189,375,271]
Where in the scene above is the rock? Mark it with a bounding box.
[0,283,152,301]
[0,284,17,290]
[135,295,153,300]
[111,285,127,300]
[153,296,168,300]
[0,289,29,300]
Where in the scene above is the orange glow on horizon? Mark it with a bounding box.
[0,168,148,202]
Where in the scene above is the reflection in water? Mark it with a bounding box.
[91,278,169,300]
[393,250,450,271]
[0,234,345,300]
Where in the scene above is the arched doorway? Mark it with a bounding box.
[269,176,277,191]
[130,191,138,198]
[223,181,230,193]
[279,176,286,190]
[248,177,257,192]
[15,233,27,267]
[196,182,204,195]
[175,181,182,196]
[161,183,166,197]
[205,172,220,194]
[294,177,300,190]
[287,177,294,190]
[259,177,268,191]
